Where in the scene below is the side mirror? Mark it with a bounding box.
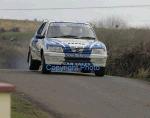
[36,35,45,39]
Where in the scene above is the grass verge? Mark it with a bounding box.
[12,93,50,118]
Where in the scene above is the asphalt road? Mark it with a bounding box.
[0,69,150,118]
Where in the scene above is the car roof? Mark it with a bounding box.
[44,20,90,25]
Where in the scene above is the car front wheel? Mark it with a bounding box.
[40,54,50,74]
[94,67,105,77]
[28,53,40,70]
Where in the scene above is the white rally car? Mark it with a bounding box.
[27,21,107,76]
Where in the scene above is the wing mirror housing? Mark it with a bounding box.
[36,35,45,39]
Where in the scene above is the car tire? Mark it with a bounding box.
[81,68,91,73]
[28,53,40,70]
[95,67,105,77]
[41,54,49,74]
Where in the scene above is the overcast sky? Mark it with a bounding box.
[0,0,150,26]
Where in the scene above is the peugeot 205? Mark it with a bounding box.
[27,21,107,76]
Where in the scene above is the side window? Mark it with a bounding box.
[37,22,46,35]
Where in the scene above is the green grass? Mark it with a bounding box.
[12,93,50,118]
[0,32,34,68]
[0,31,34,42]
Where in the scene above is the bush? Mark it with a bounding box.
[94,26,150,78]
[106,42,150,77]
[9,27,20,32]
[0,27,6,32]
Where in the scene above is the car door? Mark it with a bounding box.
[32,22,47,58]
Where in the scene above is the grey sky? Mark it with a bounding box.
[0,0,150,26]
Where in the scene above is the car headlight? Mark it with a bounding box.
[92,48,106,54]
[47,46,63,53]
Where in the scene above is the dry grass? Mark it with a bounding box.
[0,19,37,69]
[0,19,39,32]
[134,68,150,79]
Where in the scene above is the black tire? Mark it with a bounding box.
[95,67,105,77]
[40,54,49,74]
[28,53,40,70]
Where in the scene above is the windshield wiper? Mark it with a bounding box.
[50,36,95,39]
[59,35,79,38]
[79,36,95,39]
[50,36,60,38]
[50,35,78,39]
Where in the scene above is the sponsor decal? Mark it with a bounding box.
[65,53,90,58]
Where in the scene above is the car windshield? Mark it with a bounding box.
[47,22,96,40]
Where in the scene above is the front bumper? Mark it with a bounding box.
[44,52,107,67]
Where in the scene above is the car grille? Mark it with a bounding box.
[64,57,91,63]
[63,47,91,54]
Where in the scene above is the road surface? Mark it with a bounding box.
[0,69,150,118]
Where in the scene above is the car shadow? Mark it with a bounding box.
[34,71,96,77]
